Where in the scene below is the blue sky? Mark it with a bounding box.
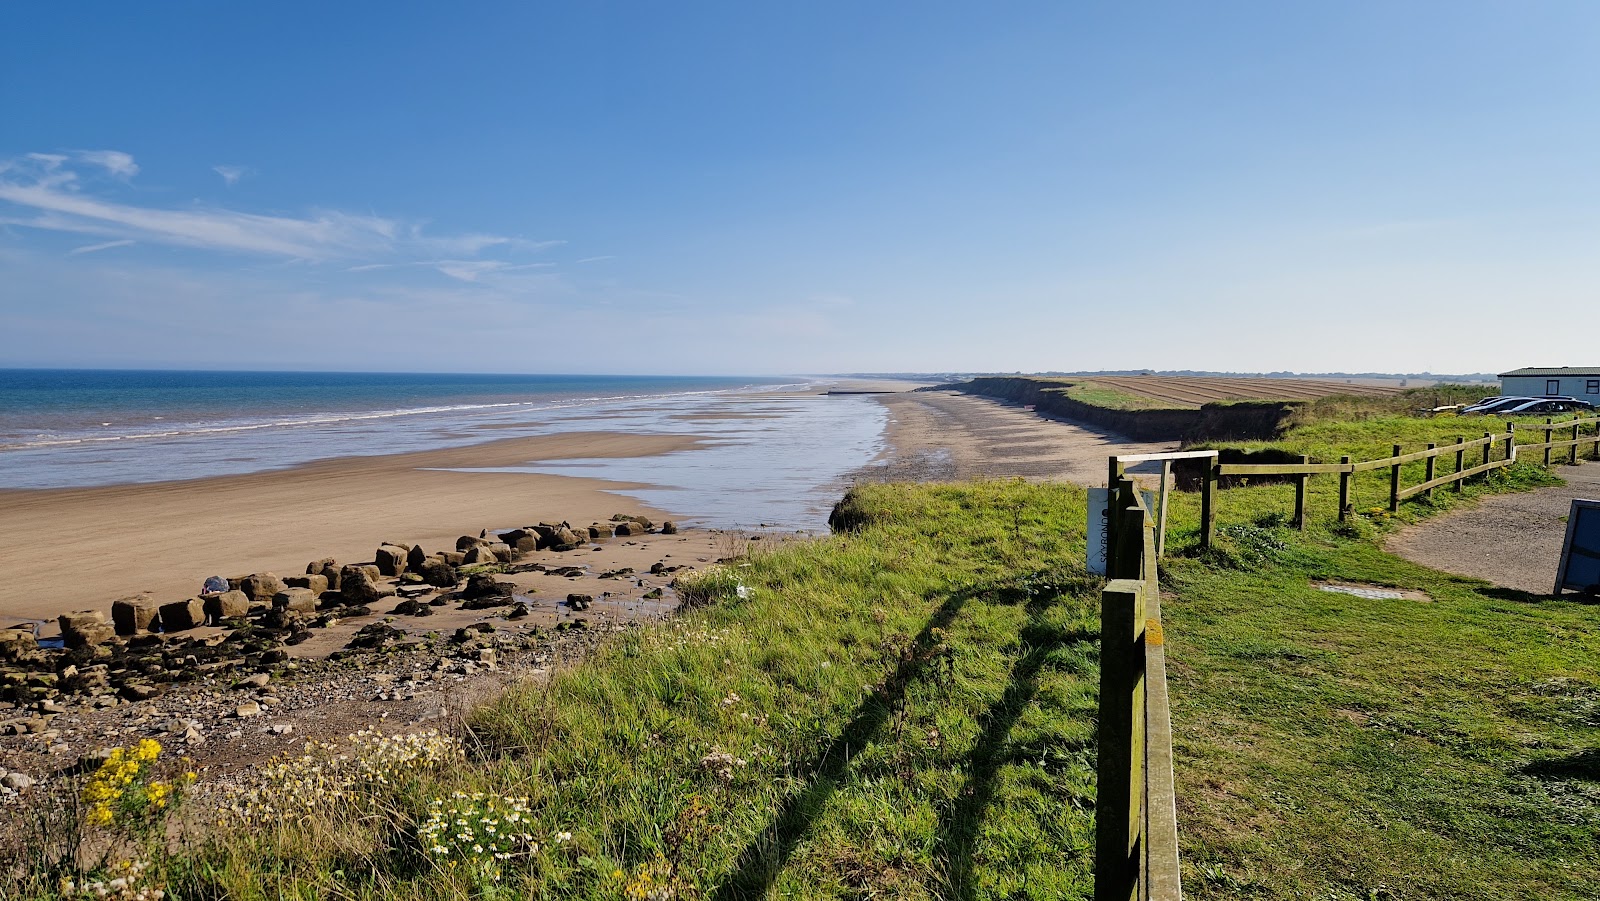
[3,2,1598,375]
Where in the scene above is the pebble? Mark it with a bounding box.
[2,772,36,790]
[234,702,262,718]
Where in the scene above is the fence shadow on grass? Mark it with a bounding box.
[708,582,980,900]
[1523,747,1600,782]
[710,574,1068,900]
[934,587,1096,901]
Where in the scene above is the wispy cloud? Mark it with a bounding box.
[347,259,558,282]
[67,238,136,255]
[212,164,251,186]
[0,150,565,269]
[575,255,614,263]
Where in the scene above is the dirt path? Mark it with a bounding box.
[1387,462,1600,595]
[861,390,1180,485]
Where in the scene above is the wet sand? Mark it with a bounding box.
[863,390,1180,485]
[0,432,701,622]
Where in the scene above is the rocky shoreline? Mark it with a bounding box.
[0,513,725,803]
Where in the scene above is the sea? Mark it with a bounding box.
[0,369,890,530]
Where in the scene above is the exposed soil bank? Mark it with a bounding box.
[949,377,1298,443]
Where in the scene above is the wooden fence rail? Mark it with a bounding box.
[1213,427,1522,524]
[1096,479,1182,901]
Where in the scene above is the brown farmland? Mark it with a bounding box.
[1085,376,1403,409]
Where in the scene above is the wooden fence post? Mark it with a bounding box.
[1572,419,1580,465]
[1389,444,1402,513]
[1545,418,1553,466]
[1454,437,1466,493]
[1200,458,1217,549]
[1505,423,1516,463]
[1293,454,1309,529]
[1338,455,1352,519]
[1483,431,1494,470]
[1112,500,1144,580]
[1424,443,1437,500]
[1095,578,1146,901]
[1593,419,1599,460]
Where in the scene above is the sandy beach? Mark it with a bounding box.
[0,431,701,623]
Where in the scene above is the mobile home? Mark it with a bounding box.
[1499,367,1600,399]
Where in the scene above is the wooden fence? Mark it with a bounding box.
[1096,478,1182,901]
[1192,414,1600,528]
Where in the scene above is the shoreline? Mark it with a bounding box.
[0,431,701,623]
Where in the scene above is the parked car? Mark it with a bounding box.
[1460,396,1538,414]
[1497,398,1596,415]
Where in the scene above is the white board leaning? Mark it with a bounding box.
[1554,498,1600,596]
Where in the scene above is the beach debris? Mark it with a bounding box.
[59,610,115,649]
[204,590,252,622]
[202,575,230,594]
[374,544,410,576]
[273,588,318,614]
[159,597,205,631]
[110,597,160,636]
[239,573,287,605]
[339,565,393,605]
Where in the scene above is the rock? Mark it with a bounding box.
[416,558,458,588]
[234,701,262,718]
[614,521,638,537]
[306,557,336,576]
[661,521,678,535]
[611,514,654,530]
[551,529,584,550]
[120,683,161,702]
[183,726,205,746]
[499,529,540,553]
[375,544,409,577]
[111,598,161,635]
[442,551,466,566]
[477,648,498,667]
[2,772,35,790]
[456,535,495,552]
[392,599,424,616]
[59,611,115,649]
[461,545,500,566]
[273,588,319,614]
[158,598,205,632]
[240,573,286,604]
[0,628,38,660]
[240,673,271,689]
[347,623,405,650]
[284,574,329,594]
[339,565,393,605]
[465,573,516,599]
[508,601,530,619]
[588,524,612,540]
[406,544,428,571]
[204,590,251,622]
[271,723,294,735]
[567,594,593,611]
[319,563,343,591]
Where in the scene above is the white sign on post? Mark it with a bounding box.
[1088,487,1157,576]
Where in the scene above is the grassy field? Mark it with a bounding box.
[15,407,1600,900]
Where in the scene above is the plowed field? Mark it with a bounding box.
[1085,376,1401,409]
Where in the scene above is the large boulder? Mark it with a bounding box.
[0,628,37,661]
[339,565,393,605]
[588,524,613,540]
[273,588,318,614]
[306,557,335,576]
[661,521,678,535]
[204,590,252,622]
[59,611,115,649]
[464,572,516,600]
[461,545,500,566]
[374,545,409,577]
[158,598,205,632]
[284,573,329,595]
[406,544,428,571]
[611,514,654,530]
[239,573,286,605]
[613,521,638,537]
[498,529,540,554]
[111,598,161,636]
[456,535,495,552]
[319,562,342,591]
[416,557,458,588]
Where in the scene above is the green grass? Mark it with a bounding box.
[96,481,1104,901]
[1060,383,1176,411]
